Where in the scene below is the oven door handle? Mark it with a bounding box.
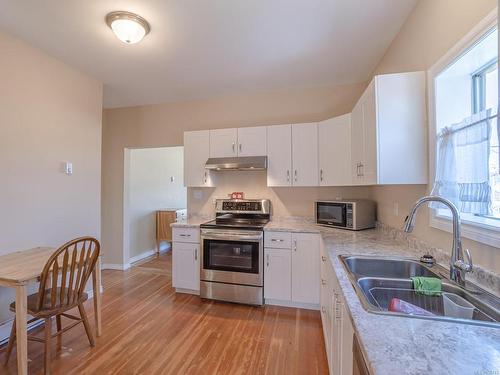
[201,233,263,241]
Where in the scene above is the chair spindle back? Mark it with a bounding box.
[37,237,100,311]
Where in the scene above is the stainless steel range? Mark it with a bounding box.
[200,199,270,305]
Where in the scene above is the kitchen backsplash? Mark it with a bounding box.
[187,170,372,218]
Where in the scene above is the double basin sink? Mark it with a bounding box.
[340,255,500,327]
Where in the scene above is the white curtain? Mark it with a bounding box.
[431,109,493,215]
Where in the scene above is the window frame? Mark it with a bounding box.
[472,58,497,114]
[428,9,499,248]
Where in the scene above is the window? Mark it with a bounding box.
[430,15,499,247]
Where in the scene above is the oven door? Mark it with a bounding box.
[316,201,347,227]
[200,229,263,287]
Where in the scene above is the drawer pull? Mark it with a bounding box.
[321,279,326,285]
[179,234,191,237]
[271,238,284,242]
[321,256,327,262]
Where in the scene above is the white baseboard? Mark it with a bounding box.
[102,248,158,271]
[175,288,200,295]
[129,249,156,264]
[102,263,130,271]
[265,299,320,311]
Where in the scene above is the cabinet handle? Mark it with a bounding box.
[204,171,208,184]
[293,239,297,251]
[266,254,270,267]
[321,279,326,285]
[294,170,297,182]
[286,170,290,182]
[320,169,323,182]
[239,143,242,152]
[322,256,327,262]
[271,238,284,242]
[321,306,326,314]
[194,249,198,261]
[360,163,364,177]
[356,163,360,177]
[232,142,236,153]
[179,234,191,237]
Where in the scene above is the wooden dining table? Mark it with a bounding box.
[0,247,102,375]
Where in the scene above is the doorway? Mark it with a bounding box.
[123,146,186,274]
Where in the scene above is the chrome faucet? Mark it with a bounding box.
[403,195,473,287]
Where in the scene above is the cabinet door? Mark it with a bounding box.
[184,130,213,187]
[267,125,292,186]
[172,242,200,291]
[209,128,238,158]
[340,302,354,375]
[264,248,291,301]
[331,291,342,375]
[318,114,351,186]
[292,123,319,186]
[237,126,267,157]
[361,81,378,185]
[350,103,364,185]
[291,233,320,304]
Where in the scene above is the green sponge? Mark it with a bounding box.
[411,276,442,296]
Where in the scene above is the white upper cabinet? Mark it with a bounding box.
[237,126,267,156]
[351,71,427,185]
[209,128,238,158]
[209,126,267,158]
[184,130,213,187]
[267,124,292,186]
[291,123,319,186]
[318,114,352,186]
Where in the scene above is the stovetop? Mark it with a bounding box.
[200,214,269,231]
[200,199,271,231]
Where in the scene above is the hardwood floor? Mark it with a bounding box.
[0,251,328,374]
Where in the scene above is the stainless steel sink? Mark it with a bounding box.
[342,256,443,279]
[340,255,500,328]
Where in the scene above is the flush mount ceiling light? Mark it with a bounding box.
[106,11,150,44]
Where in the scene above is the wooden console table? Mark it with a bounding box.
[156,209,186,254]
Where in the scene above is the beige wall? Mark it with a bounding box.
[372,0,499,271]
[127,147,186,259]
[0,31,102,324]
[190,171,371,218]
[102,82,367,266]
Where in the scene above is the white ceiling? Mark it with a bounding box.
[0,0,417,108]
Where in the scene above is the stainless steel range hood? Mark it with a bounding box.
[205,156,267,171]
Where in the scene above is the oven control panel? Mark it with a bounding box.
[216,199,271,214]
[222,201,261,211]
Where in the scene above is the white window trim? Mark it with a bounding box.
[428,8,499,248]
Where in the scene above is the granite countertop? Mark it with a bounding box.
[170,216,211,228]
[265,218,500,375]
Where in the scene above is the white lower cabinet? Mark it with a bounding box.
[320,241,354,375]
[172,228,200,293]
[264,248,291,300]
[264,231,320,308]
[291,232,320,304]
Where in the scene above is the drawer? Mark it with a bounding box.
[173,227,200,243]
[264,231,292,249]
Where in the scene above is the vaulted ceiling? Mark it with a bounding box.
[0,0,417,108]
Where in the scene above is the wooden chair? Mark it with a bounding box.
[4,237,100,374]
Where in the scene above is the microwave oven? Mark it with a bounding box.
[315,200,376,230]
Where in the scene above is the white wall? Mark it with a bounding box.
[0,31,102,328]
[127,147,186,259]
